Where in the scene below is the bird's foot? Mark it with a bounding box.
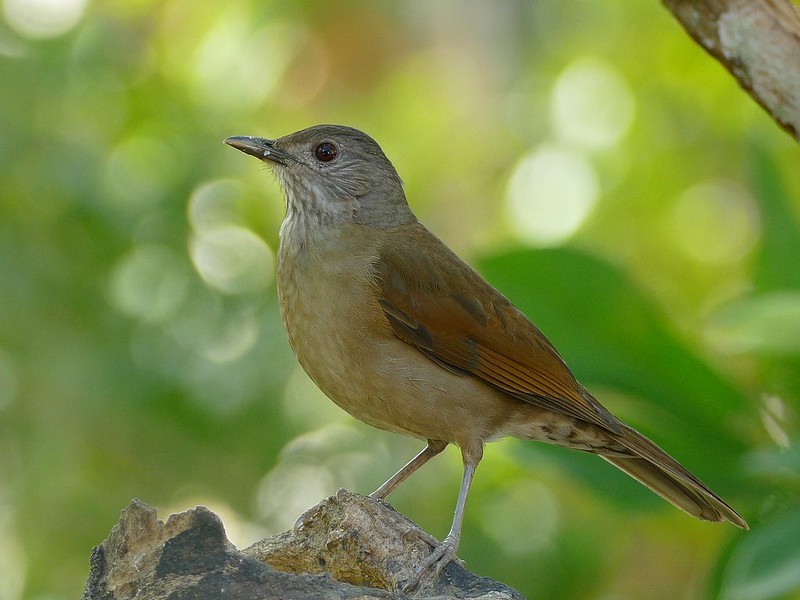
[402,532,461,593]
[401,527,466,568]
[401,526,440,549]
[293,499,326,532]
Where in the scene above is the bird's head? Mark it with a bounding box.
[225,125,414,228]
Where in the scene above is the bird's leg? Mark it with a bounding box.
[403,452,479,593]
[370,439,447,500]
[297,440,446,532]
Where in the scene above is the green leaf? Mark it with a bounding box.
[750,145,800,293]
[718,508,800,600]
[706,292,800,356]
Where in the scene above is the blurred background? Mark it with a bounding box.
[1,1,799,598]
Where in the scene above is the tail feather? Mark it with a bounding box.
[603,424,748,529]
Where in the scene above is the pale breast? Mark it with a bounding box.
[276,221,524,446]
[277,221,395,425]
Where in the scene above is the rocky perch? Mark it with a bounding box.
[82,489,525,599]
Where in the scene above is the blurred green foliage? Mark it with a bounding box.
[0,1,798,599]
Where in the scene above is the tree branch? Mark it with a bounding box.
[663,0,800,141]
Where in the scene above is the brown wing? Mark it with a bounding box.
[374,222,622,434]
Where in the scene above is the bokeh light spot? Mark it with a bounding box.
[0,502,25,600]
[3,0,87,39]
[193,15,301,111]
[257,425,374,532]
[506,146,599,245]
[200,308,259,364]
[110,244,189,322]
[552,57,635,149]
[257,463,336,533]
[668,180,760,265]
[760,395,790,449]
[188,179,246,234]
[190,225,274,294]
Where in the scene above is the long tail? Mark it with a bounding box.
[603,424,748,529]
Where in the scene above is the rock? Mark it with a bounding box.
[82,491,525,599]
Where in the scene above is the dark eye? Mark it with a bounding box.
[314,142,338,162]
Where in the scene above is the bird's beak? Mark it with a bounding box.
[224,136,291,165]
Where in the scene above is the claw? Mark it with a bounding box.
[402,533,460,593]
[401,526,440,548]
[293,499,325,532]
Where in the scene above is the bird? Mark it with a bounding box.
[224,124,747,590]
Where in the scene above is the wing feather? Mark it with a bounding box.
[375,223,622,433]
